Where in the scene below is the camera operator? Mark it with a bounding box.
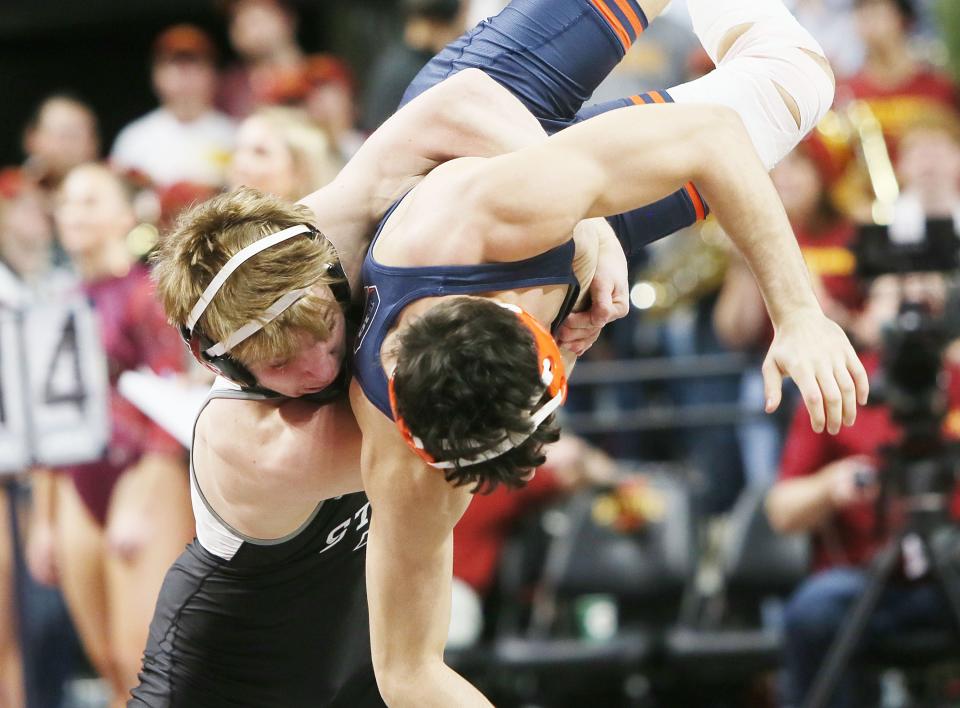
[766,115,960,708]
[767,270,959,708]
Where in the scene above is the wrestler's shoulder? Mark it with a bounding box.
[195,397,275,459]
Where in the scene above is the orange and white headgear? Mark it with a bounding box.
[388,301,568,470]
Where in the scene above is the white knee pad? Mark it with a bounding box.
[669,10,835,170]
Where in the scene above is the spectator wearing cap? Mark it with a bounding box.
[218,0,306,119]
[361,0,467,132]
[303,55,365,160]
[829,0,959,219]
[110,24,235,190]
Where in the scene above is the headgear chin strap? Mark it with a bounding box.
[180,223,351,402]
[388,301,568,470]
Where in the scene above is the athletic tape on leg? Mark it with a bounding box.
[669,19,834,169]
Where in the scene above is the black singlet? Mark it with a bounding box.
[129,381,384,707]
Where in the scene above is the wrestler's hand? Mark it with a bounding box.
[762,308,869,435]
[557,227,629,356]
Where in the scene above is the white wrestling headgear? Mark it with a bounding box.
[179,223,347,393]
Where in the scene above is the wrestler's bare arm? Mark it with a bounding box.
[430,102,868,434]
[350,382,492,708]
[298,69,545,288]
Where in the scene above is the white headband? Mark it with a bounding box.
[185,224,316,356]
[185,223,314,333]
[422,387,566,469]
[204,287,312,357]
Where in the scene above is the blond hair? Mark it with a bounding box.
[152,186,343,366]
[251,106,342,198]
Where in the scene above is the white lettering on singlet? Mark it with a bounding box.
[354,502,371,528]
[318,501,373,555]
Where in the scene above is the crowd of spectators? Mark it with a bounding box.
[0,0,959,706]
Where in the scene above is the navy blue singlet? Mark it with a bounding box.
[353,197,581,419]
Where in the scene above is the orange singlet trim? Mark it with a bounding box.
[589,0,631,51]
[648,91,667,104]
[685,182,707,221]
[629,94,644,105]
[611,0,644,38]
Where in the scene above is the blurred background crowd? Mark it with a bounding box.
[1,0,960,706]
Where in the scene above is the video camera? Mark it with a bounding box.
[853,217,960,520]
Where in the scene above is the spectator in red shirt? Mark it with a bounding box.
[830,0,959,220]
[766,270,959,708]
[27,164,194,704]
[839,0,957,119]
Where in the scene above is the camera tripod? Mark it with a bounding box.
[804,455,960,708]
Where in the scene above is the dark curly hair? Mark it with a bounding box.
[391,297,561,493]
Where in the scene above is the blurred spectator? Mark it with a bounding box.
[0,186,81,708]
[218,0,364,160]
[852,114,960,348]
[303,55,366,160]
[892,114,960,219]
[219,0,306,118]
[790,0,866,77]
[830,0,958,219]
[454,436,616,598]
[839,0,956,113]
[767,269,959,708]
[28,164,194,704]
[938,0,960,83]
[228,105,342,201]
[361,0,467,131]
[0,94,100,209]
[110,25,235,190]
[450,436,616,646]
[0,187,58,289]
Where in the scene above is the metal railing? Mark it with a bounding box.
[563,353,767,433]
